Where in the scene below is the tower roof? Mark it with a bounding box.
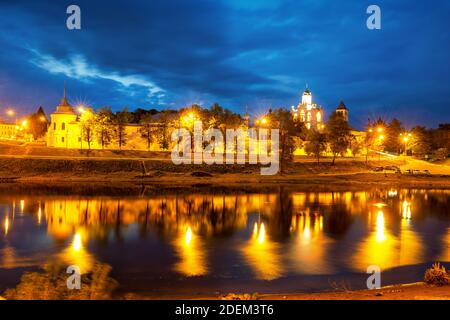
[336,101,348,110]
[303,84,311,95]
[54,82,76,114]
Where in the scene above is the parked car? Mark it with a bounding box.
[405,169,412,175]
[423,170,431,175]
[373,167,384,172]
[384,166,401,173]
[413,170,421,175]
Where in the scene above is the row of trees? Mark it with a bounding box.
[366,118,449,160]
[303,112,354,164]
[78,104,246,150]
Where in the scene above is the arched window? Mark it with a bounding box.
[307,112,311,122]
[316,112,322,122]
[62,123,65,130]
[53,122,56,130]
[300,110,305,122]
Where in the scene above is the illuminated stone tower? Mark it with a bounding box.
[291,86,324,130]
[47,83,78,148]
[336,101,349,122]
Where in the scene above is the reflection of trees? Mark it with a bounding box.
[266,187,293,240]
[3,262,117,300]
[3,231,117,300]
[324,204,354,238]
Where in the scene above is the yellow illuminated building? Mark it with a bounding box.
[291,86,324,130]
[46,84,164,150]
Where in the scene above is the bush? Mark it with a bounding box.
[424,262,450,286]
[433,148,449,161]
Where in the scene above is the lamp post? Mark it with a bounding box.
[378,134,384,162]
[400,132,412,156]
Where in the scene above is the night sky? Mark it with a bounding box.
[0,0,449,129]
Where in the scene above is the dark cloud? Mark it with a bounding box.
[0,0,449,129]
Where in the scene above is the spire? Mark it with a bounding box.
[303,83,311,95]
[60,81,70,106]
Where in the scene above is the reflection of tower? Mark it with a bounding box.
[336,101,349,122]
[291,85,324,130]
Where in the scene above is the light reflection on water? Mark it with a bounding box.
[1,188,449,294]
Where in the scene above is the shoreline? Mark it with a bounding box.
[7,173,450,190]
[0,154,448,189]
[117,282,450,300]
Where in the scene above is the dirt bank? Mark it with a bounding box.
[0,157,449,189]
[258,283,450,300]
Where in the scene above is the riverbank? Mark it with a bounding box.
[0,157,449,189]
[258,283,450,300]
[119,283,450,300]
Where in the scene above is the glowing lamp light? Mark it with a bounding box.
[258,223,266,244]
[73,233,82,252]
[188,113,194,119]
[185,227,193,246]
[373,202,387,208]
[261,118,267,125]
[377,127,383,133]
[4,217,9,236]
[21,120,28,128]
[7,109,14,116]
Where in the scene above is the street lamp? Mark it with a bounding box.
[400,132,413,155]
[377,135,384,162]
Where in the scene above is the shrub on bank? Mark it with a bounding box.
[424,262,450,286]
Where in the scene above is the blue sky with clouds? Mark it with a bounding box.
[0,0,449,129]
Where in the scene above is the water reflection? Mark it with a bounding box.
[241,220,283,280]
[172,225,208,276]
[58,230,94,274]
[0,188,449,295]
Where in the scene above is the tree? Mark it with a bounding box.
[385,118,404,154]
[433,148,449,161]
[80,109,95,150]
[350,135,363,157]
[156,110,176,150]
[265,108,303,172]
[139,113,155,151]
[305,130,327,164]
[113,108,133,150]
[95,107,114,149]
[27,107,48,140]
[411,126,432,158]
[326,112,352,164]
[431,124,450,152]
